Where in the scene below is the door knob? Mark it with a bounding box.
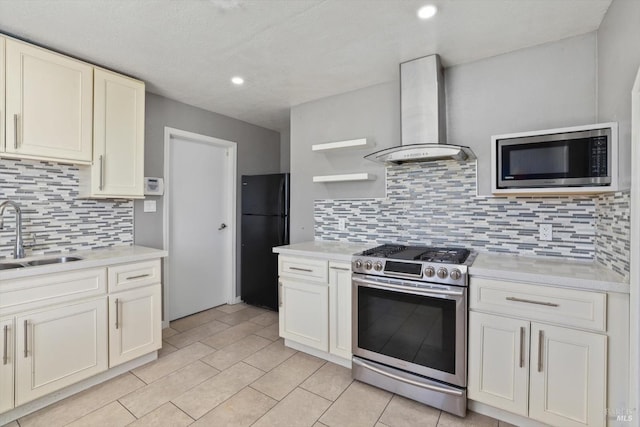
[218,223,227,230]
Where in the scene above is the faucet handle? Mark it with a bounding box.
[24,233,37,249]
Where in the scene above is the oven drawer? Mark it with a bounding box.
[278,256,328,283]
[469,277,606,332]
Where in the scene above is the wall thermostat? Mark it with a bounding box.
[144,177,164,196]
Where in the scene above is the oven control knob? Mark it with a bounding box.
[364,261,373,270]
[450,269,462,280]
[354,259,363,269]
[374,261,383,271]
[437,268,448,279]
[424,266,435,277]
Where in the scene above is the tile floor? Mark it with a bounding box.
[6,304,513,427]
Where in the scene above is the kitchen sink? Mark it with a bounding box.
[26,256,83,266]
[0,262,26,270]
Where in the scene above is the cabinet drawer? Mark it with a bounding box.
[0,268,107,316]
[279,256,328,283]
[108,260,161,292]
[470,277,606,332]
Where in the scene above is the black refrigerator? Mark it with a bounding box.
[241,173,290,310]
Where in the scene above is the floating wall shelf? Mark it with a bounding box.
[312,173,375,183]
[311,138,369,152]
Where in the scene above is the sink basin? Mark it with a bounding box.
[26,256,83,266]
[0,262,26,270]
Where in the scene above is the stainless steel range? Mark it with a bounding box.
[351,244,475,417]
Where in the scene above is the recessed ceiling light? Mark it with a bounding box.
[231,76,244,85]
[417,5,438,20]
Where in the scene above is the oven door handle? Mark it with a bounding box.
[352,277,464,297]
[352,358,464,397]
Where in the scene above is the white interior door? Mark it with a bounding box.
[168,134,233,320]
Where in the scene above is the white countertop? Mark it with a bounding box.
[470,252,629,293]
[273,240,370,261]
[0,245,168,281]
[273,240,628,294]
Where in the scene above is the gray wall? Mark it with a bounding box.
[446,32,597,195]
[134,92,281,296]
[597,0,640,189]
[290,33,599,242]
[280,127,291,173]
[290,81,400,242]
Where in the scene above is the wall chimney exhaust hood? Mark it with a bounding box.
[365,54,475,164]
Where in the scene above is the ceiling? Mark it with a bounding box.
[0,0,612,132]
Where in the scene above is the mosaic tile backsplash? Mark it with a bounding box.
[0,158,133,259]
[315,160,630,276]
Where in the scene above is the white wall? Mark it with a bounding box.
[280,126,291,173]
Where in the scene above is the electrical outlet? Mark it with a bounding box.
[338,218,346,231]
[539,224,553,241]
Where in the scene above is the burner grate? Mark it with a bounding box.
[360,245,470,264]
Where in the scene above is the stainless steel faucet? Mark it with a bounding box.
[0,200,25,259]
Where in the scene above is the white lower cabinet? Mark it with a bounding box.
[469,312,607,427]
[0,317,14,414]
[328,261,352,359]
[108,284,162,367]
[14,298,108,406]
[279,278,329,351]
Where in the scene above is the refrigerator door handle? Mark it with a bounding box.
[282,215,289,245]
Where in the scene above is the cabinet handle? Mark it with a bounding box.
[99,155,104,191]
[126,273,150,280]
[290,267,313,272]
[13,114,19,149]
[278,282,282,308]
[23,320,28,358]
[330,266,350,271]
[537,330,544,372]
[519,327,525,368]
[506,296,559,307]
[115,298,120,329]
[3,325,8,365]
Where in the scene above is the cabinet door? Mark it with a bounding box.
[5,39,93,163]
[91,68,145,198]
[14,298,108,406]
[328,262,352,359]
[0,37,5,152]
[279,279,328,351]
[468,312,529,416]
[109,285,162,367]
[529,323,607,427]
[0,317,14,414]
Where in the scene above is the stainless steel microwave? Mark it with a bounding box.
[492,122,618,191]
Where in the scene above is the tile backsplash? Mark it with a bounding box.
[0,158,133,259]
[315,160,630,276]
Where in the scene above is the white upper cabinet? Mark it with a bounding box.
[4,39,93,163]
[80,68,145,198]
[0,37,5,153]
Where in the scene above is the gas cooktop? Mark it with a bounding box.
[352,244,475,286]
[360,244,471,264]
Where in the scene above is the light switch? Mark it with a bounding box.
[143,200,157,213]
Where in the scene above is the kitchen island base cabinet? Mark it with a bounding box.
[14,298,108,407]
[278,279,329,351]
[108,285,161,367]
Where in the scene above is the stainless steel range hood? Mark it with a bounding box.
[365,55,475,164]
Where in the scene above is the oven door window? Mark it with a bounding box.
[358,286,457,374]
